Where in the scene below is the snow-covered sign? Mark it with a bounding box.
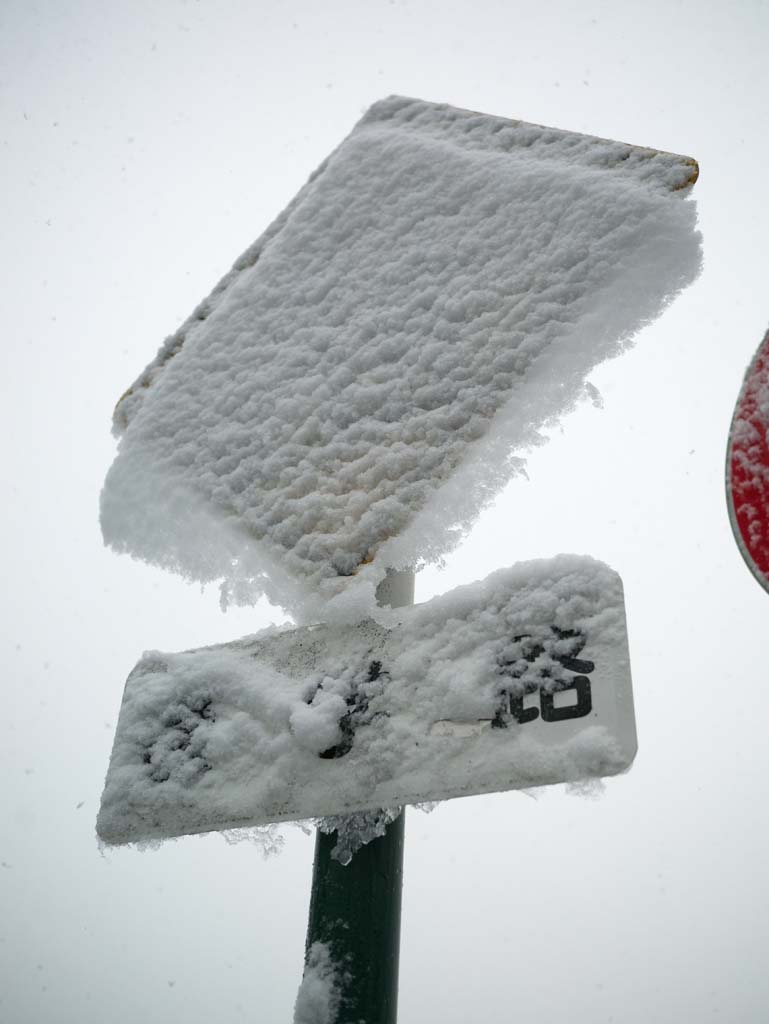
[727,328,769,592]
[101,95,700,621]
[97,556,636,845]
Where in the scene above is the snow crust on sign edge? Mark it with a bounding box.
[102,96,701,626]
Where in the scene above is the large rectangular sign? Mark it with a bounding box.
[97,556,636,845]
[101,96,700,620]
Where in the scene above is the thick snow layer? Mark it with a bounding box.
[97,556,636,845]
[293,943,341,1024]
[727,328,769,590]
[101,95,701,622]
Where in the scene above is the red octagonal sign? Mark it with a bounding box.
[727,328,769,592]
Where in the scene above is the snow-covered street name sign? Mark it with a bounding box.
[97,556,636,845]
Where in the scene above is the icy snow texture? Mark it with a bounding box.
[318,807,402,865]
[293,943,341,1024]
[727,328,769,590]
[97,555,636,845]
[101,96,701,622]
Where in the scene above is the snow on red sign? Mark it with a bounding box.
[727,328,769,592]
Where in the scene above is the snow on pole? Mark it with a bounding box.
[100,95,701,623]
[293,942,343,1024]
[727,328,769,593]
[298,569,411,1024]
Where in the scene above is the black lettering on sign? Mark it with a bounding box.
[494,627,594,727]
[315,659,388,760]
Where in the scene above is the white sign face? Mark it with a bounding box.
[98,556,636,845]
[100,95,700,618]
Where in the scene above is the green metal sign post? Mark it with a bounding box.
[303,569,413,1023]
[305,811,405,1023]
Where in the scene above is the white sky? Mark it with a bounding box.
[2,1,768,1022]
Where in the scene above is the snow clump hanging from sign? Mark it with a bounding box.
[101,96,701,622]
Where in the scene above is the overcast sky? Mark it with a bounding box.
[2,1,769,1022]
